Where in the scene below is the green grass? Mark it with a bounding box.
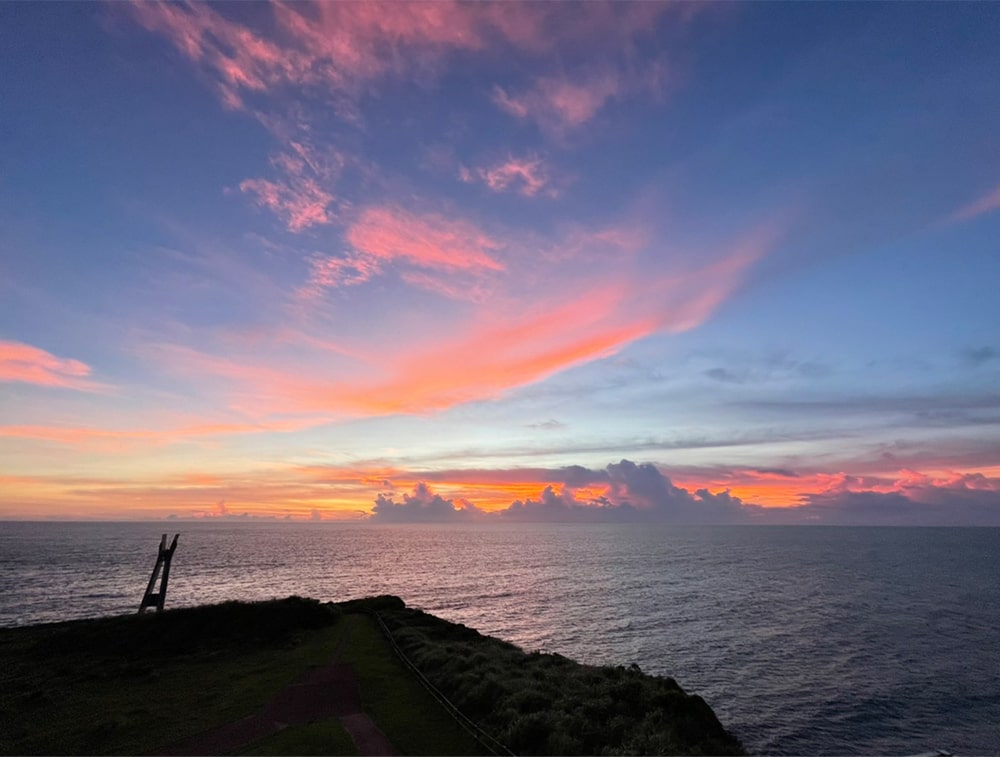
[238,718,357,756]
[336,613,485,756]
[0,598,346,755]
[0,596,484,756]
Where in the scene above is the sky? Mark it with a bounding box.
[1,1,999,524]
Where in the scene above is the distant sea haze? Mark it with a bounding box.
[2,522,998,755]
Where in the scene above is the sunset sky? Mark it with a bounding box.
[1,2,999,523]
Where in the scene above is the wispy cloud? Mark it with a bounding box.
[460,154,555,197]
[125,2,673,113]
[297,253,382,300]
[949,181,1000,224]
[347,206,503,273]
[0,418,323,450]
[126,1,293,111]
[239,141,346,231]
[239,176,334,231]
[0,467,375,520]
[136,219,773,418]
[492,58,667,138]
[493,74,622,135]
[0,340,98,391]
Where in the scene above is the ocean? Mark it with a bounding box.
[1,521,997,755]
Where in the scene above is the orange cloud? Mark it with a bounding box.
[950,182,1000,223]
[343,319,656,414]
[335,233,767,414]
[0,463,402,520]
[6,452,998,520]
[141,220,773,418]
[0,340,96,390]
[673,468,817,508]
[0,418,324,450]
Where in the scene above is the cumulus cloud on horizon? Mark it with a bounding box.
[371,460,761,524]
[371,482,483,523]
[367,460,1000,526]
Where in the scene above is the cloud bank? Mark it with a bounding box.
[368,460,1000,526]
[371,482,482,523]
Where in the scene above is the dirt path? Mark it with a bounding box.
[152,634,394,756]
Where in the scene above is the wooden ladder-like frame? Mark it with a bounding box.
[138,533,179,614]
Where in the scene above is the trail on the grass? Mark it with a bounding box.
[152,625,394,756]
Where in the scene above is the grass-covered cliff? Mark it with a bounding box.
[0,596,743,756]
[371,597,741,755]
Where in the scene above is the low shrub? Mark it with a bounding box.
[378,604,744,756]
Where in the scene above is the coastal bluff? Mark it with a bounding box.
[0,595,743,756]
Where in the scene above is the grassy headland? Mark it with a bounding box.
[0,596,743,756]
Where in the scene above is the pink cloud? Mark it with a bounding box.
[239,176,334,231]
[493,74,622,134]
[126,2,677,115]
[297,253,382,300]
[336,300,657,414]
[807,468,1000,499]
[346,205,503,278]
[0,340,96,390]
[950,182,1000,223]
[795,469,1000,525]
[327,237,766,414]
[127,2,586,111]
[239,141,345,231]
[461,155,554,197]
[893,468,1000,495]
[124,210,780,425]
[126,1,298,110]
[138,219,774,418]
[138,284,664,417]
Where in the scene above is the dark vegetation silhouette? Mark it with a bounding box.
[2,596,743,756]
[370,596,743,756]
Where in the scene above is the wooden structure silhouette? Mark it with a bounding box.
[139,533,179,614]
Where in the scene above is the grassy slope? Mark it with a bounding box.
[0,596,743,756]
[337,612,482,755]
[0,597,479,756]
[0,598,341,755]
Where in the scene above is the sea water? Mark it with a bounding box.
[1,521,998,755]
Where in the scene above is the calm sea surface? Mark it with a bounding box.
[1,522,998,755]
